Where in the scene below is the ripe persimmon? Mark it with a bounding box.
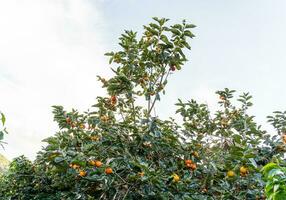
[186,163,192,168]
[170,65,176,71]
[111,95,117,105]
[72,164,80,169]
[240,166,248,174]
[219,95,226,100]
[172,173,180,182]
[227,170,235,177]
[95,161,102,167]
[89,160,96,166]
[90,135,100,141]
[192,151,199,158]
[105,167,113,174]
[190,163,197,170]
[202,188,208,193]
[282,134,286,144]
[66,117,71,124]
[143,141,152,148]
[143,75,149,81]
[100,115,109,122]
[185,159,192,165]
[138,172,144,177]
[79,170,87,177]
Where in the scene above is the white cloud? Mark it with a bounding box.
[0,0,110,160]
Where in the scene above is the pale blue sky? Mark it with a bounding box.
[0,0,285,159]
[99,0,286,128]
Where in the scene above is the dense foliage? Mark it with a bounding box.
[0,18,286,200]
[262,162,286,199]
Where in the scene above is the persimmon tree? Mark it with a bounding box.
[0,18,286,200]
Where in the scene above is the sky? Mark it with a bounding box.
[0,0,286,160]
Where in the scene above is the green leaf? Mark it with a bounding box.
[1,112,5,126]
[0,131,3,140]
[54,157,65,163]
[182,41,191,50]
[262,163,279,175]
[274,191,286,200]
[233,134,242,143]
[85,174,105,182]
[149,23,160,30]
[274,184,280,192]
[268,168,283,178]
[185,24,196,28]
[172,24,183,31]
[184,30,195,38]
[170,28,181,35]
[249,158,258,168]
[160,35,172,46]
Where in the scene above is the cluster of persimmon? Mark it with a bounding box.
[66,116,110,130]
[185,159,197,171]
[65,117,87,129]
[69,163,87,177]
[89,135,100,142]
[89,160,103,168]
[138,172,144,177]
[220,118,229,128]
[69,163,80,170]
[69,160,113,178]
[110,95,117,105]
[219,95,226,101]
[169,65,176,71]
[100,115,109,123]
[143,141,152,148]
[65,117,75,128]
[227,166,249,178]
[192,151,199,158]
[219,111,241,128]
[139,74,148,86]
[239,166,249,177]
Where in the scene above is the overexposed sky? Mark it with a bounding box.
[0,0,286,160]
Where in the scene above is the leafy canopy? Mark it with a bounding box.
[0,18,286,200]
